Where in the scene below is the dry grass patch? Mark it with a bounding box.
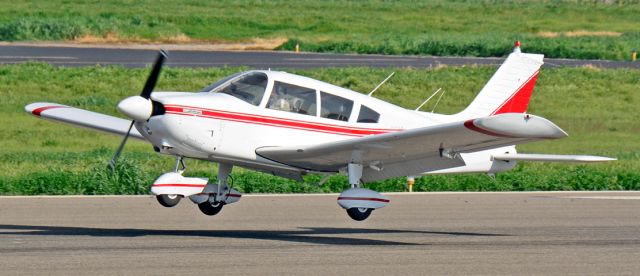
[242,37,289,50]
[73,33,287,50]
[537,30,622,38]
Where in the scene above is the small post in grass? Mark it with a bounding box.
[632,49,637,62]
[407,176,415,192]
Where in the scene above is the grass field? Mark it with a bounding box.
[0,1,639,60]
[0,63,638,195]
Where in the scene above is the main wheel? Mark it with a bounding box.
[346,207,373,221]
[156,194,181,207]
[198,200,224,216]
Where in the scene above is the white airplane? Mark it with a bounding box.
[25,42,613,221]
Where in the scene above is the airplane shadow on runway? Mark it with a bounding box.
[0,224,508,246]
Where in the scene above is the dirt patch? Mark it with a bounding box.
[537,30,622,38]
[581,64,604,70]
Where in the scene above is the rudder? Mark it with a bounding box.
[456,43,544,119]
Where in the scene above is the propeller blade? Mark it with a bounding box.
[109,50,166,170]
[108,121,135,170]
[140,49,168,99]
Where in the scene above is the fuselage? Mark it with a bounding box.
[136,70,515,176]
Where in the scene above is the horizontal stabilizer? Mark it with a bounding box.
[492,153,616,163]
[25,102,145,140]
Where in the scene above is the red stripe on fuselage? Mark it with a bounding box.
[164,105,401,137]
[492,71,539,115]
[152,183,206,188]
[31,105,67,116]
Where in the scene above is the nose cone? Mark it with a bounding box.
[117,96,152,121]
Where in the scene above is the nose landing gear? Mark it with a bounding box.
[156,194,181,207]
[151,156,205,209]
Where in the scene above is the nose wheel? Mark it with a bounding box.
[156,194,181,207]
[346,207,372,221]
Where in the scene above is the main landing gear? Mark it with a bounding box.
[150,157,241,217]
[346,207,373,221]
[337,163,390,221]
[198,198,224,216]
[196,163,233,216]
[151,158,389,221]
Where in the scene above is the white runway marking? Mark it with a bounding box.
[0,55,77,59]
[562,196,640,200]
[284,57,418,62]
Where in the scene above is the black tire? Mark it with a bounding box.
[346,207,373,221]
[198,201,224,216]
[156,194,181,208]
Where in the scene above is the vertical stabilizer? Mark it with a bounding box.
[456,43,544,119]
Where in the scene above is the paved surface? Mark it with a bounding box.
[1,192,640,275]
[1,45,638,69]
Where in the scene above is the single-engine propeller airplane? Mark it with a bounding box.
[26,42,614,221]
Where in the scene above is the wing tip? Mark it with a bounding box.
[25,102,69,117]
[581,156,617,162]
[493,153,617,163]
[468,114,568,139]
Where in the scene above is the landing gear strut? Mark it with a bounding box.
[345,163,373,221]
[153,156,188,208]
[197,163,233,216]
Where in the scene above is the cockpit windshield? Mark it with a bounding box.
[200,72,243,93]
[208,72,268,106]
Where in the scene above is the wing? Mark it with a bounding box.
[25,102,145,140]
[256,113,567,182]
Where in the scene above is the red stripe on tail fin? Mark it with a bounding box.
[492,71,539,115]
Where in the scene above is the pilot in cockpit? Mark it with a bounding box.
[268,85,292,112]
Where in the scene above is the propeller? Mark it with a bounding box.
[109,50,167,170]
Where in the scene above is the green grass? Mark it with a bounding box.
[0,63,638,195]
[0,1,639,60]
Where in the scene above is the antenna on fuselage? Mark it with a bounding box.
[431,89,446,113]
[367,72,395,97]
[414,88,442,111]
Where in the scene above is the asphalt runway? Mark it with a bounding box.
[1,192,640,275]
[1,44,638,69]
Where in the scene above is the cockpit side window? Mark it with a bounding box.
[320,92,353,122]
[266,81,317,116]
[213,72,268,106]
[357,105,380,123]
